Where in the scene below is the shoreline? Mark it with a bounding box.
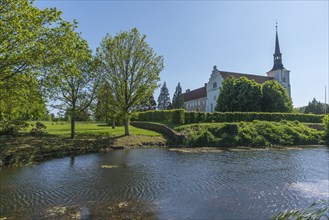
[0,134,167,168]
[1,134,327,168]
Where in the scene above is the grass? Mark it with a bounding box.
[30,121,161,137]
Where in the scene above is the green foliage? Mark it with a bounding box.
[97,28,163,135]
[138,95,157,111]
[262,80,293,112]
[0,0,69,86]
[135,109,185,125]
[172,82,184,109]
[0,75,47,122]
[135,109,324,124]
[175,121,323,147]
[30,121,48,136]
[0,0,87,131]
[0,120,30,135]
[216,77,262,112]
[215,77,293,113]
[303,98,328,114]
[95,82,119,124]
[157,82,171,110]
[323,114,329,145]
[273,200,329,220]
[44,31,100,139]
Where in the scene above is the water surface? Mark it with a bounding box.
[1,146,328,219]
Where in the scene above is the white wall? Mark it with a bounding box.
[267,69,291,98]
[206,66,222,112]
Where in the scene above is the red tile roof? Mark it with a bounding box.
[183,86,207,101]
[220,71,274,84]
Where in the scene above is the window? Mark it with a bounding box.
[213,82,217,88]
[282,77,286,83]
[214,95,217,100]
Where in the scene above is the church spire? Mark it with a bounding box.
[271,22,284,71]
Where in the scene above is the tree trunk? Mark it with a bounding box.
[105,115,109,126]
[124,118,129,136]
[70,110,76,139]
[112,117,116,129]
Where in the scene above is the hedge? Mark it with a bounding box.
[134,109,324,124]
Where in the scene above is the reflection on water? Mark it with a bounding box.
[289,180,329,197]
[0,146,328,219]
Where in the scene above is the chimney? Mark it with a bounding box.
[186,89,190,93]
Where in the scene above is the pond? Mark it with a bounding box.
[1,146,328,219]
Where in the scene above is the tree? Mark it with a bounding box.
[0,0,80,90]
[215,77,262,112]
[45,34,101,139]
[304,98,326,114]
[95,82,119,128]
[262,80,293,112]
[172,82,184,109]
[97,28,164,135]
[157,82,171,110]
[0,74,46,122]
[0,0,84,127]
[138,95,157,111]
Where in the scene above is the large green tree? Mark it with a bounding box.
[0,0,83,126]
[45,34,101,139]
[215,77,262,112]
[262,80,293,112]
[0,0,78,87]
[157,82,171,110]
[0,75,46,121]
[97,28,164,135]
[172,82,184,109]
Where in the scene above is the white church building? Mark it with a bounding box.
[183,26,291,112]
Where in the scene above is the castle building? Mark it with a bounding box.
[183,25,291,112]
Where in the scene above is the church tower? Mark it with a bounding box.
[267,23,291,98]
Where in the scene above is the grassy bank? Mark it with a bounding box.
[0,122,166,167]
[175,120,324,147]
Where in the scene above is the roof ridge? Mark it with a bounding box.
[219,70,272,78]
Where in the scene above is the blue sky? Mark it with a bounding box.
[35,0,328,108]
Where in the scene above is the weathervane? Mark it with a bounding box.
[276,21,278,31]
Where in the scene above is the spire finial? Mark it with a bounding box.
[271,21,284,71]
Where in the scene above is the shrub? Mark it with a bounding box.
[323,114,329,145]
[0,120,29,135]
[176,121,322,147]
[30,121,48,136]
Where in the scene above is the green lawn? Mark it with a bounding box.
[32,121,161,137]
[0,121,166,166]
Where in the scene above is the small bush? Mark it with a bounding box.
[30,121,47,136]
[0,120,29,135]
